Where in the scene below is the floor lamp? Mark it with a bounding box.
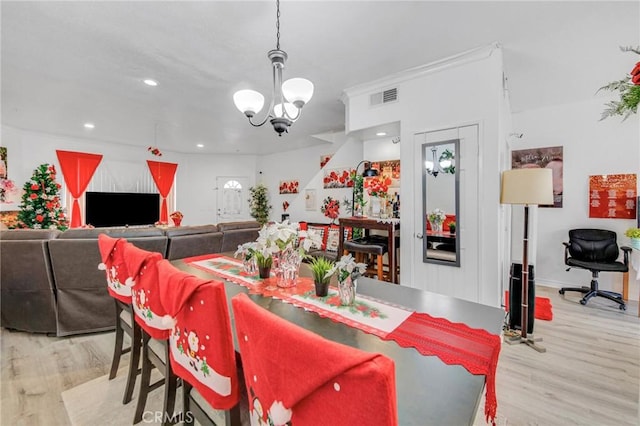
[500,168,553,353]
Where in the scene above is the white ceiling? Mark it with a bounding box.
[2,1,638,155]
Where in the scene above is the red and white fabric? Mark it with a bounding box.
[156,260,239,410]
[97,234,131,303]
[123,243,170,339]
[232,293,398,426]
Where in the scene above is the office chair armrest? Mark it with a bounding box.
[620,245,632,266]
[563,241,570,265]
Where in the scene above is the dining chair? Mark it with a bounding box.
[124,243,178,425]
[156,260,241,426]
[231,293,398,426]
[343,237,388,281]
[97,234,141,404]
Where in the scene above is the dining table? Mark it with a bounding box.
[174,254,504,425]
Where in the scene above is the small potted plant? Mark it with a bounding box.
[448,221,456,234]
[624,227,640,249]
[307,256,334,297]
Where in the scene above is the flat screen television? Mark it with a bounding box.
[85,192,160,227]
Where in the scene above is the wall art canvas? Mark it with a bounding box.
[370,159,400,180]
[0,147,7,178]
[279,180,299,194]
[512,146,563,208]
[323,168,353,189]
[320,154,333,169]
[305,189,316,211]
[588,174,637,219]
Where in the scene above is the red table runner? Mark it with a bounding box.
[184,254,501,424]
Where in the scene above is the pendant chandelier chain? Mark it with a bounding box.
[275,0,281,50]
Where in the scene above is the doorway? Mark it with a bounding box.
[216,176,249,223]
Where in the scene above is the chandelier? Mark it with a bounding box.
[233,0,314,136]
[425,147,455,177]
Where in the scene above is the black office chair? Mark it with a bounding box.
[559,229,631,310]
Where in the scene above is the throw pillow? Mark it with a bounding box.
[307,225,328,250]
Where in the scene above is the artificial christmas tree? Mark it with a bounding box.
[16,163,69,230]
[248,183,272,226]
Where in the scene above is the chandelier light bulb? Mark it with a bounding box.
[274,102,299,119]
[440,159,452,168]
[233,90,265,117]
[425,160,434,171]
[282,78,314,108]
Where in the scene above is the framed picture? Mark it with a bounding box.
[0,147,7,179]
[305,189,316,211]
[588,174,637,219]
[320,154,333,169]
[370,159,400,180]
[512,146,563,208]
[279,180,299,194]
[323,168,353,189]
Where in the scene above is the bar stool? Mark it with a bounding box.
[343,238,388,281]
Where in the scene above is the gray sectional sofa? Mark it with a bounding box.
[0,221,261,336]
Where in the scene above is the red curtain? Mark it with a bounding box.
[56,150,103,228]
[146,160,178,222]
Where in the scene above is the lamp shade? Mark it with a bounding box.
[233,90,265,115]
[501,168,553,205]
[282,78,314,107]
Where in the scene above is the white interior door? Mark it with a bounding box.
[216,176,249,223]
[412,124,480,302]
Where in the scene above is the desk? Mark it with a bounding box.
[175,258,504,425]
[337,217,400,284]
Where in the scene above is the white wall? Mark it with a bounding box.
[1,125,257,226]
[513,99,640,300]
[256,132,362,224]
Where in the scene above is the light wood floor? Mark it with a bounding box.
[2,286,639,426]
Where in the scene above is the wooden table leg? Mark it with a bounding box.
[622,270,629,301]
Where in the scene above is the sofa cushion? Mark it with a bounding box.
[307,225,328,250]
[163,224,218,237]
[59,227,164,239]
[217,221,261,232]
[0,229,61,240]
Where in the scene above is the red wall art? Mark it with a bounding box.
[279,180,299,194]
[588,174,637,219]
[323,168,353,189]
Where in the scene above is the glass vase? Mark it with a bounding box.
[276,248,302,288]
[338,275,357,306]
[430,220,443,233]
[242,256,257,275]
[370,196,382,218]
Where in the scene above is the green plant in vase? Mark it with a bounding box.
[625,228,640,249]
[308,256,334,297]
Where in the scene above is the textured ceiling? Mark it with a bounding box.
[2,1,637,154]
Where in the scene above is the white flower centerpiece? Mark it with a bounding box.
[237,220,322,287]
[427,208,447,233]
[326,254,367,305]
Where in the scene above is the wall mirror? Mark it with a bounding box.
[422,139,460,266]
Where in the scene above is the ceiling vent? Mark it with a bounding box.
[370,88,398,106]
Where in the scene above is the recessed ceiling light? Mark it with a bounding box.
[143,79,158,87]
[84,123,95,129]
[196,144,204,148]
[376,132,387,136]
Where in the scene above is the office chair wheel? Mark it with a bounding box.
[579,299,587,305]
[620,304,626,311]
[559,289,565,295]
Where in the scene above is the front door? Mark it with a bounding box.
[412,124,480,302]
[216,176,249,223]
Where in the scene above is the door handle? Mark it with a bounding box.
[416,233,423,239]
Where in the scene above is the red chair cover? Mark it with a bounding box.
[123,243,170,339]
[97,234,131,303]
[232,293,398,426]
[156,261,239,410]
